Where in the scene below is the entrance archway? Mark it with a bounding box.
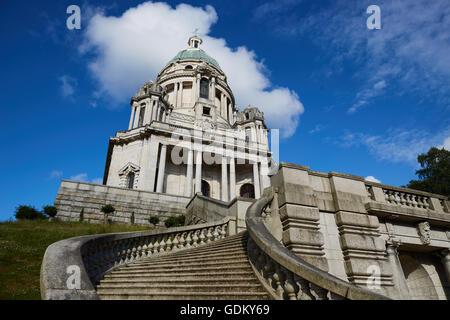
[240,183,255,199]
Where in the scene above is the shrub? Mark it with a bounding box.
[43,205,57,218]
[101,204,115,214]
[149,216,160,226]
[164,215,186,228]
[130,212,135,224]
[79,208,84,222]
[15,205,45,220]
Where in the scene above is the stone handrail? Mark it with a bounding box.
[41,217,235,300]
[245,189,389,300]
[365,181,449,213]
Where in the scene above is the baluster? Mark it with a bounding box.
[309,283,329,300]
[142,240,148,259]
[179,232,186,249]
[386,190,394,204]
[136,239,142,261]
[199,229,206,245]
[172,233,179,250]
[166,235,173,252]
[147,238,154,256]
[423,197,430,210]
[220,224,227,238]
[272,264,285,298]
[159,236,166,252]
[283,269,298,300]
[185,231,193,248]
[212,226,220,241]
[205,228,213,243]
[192,230,199,247]
[293,275,313,300]
[153,237,160,253]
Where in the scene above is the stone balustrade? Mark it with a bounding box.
[41,217,235,300]
[245,188,389,300]
[365,182,449,213]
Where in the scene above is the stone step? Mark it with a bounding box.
[99,292,269,300]
[99,277,260,286]
[158,241,247,257]
[97,283,266,294]
[134,246,248,263]
[126,254,248,269]
[112,264,254,275]
[132,252,248,266]
[104,271,257,281]
[117,260,250,271]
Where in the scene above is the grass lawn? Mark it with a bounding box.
[0,219,152,300]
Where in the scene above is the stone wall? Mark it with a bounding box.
[267,162,450,300]
[185,193,254,233]
[54,180,190,226]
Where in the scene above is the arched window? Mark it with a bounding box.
[127,172,135,189]
[200,78,209,99]
[185,65,193,70]
[240,183,255,199]
[201,180,210,197]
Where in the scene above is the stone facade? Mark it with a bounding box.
[266,162,450,300]
[55,180,189,226]
[102,35,273,202]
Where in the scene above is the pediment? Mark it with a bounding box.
[118,162,140,175]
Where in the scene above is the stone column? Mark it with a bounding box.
[156,143,167,193]
[133,105,141,128]
[173,82,178,108]
[195,74,201,100]
[185,149,193,197]
[229,157,236,199]
[221,156,228,201]
[253,161,261,199]
[228,102,232,124]
[152,100,158,122]
[441,249,450,285]
[386,241,411,299]
[195,150,202,193]
[162,109,167,122]
[145,138,160,191]
[260,157,271,192]
[210,77,216,102]
[220,93,226,118]
[177,82,183,108]
[128,105,135,130]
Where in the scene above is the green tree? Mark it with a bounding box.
[164,215,186,228]
[406,147,450,196]
[43,205,57,218]
[15,206,46,220]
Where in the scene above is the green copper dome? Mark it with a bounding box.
[167,49,222,71]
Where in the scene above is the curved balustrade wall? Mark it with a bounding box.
[41,217,234,300]
[245,189,389,300]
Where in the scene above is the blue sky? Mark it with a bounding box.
[1,0,449,221]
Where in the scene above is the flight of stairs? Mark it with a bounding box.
[97,231,270,300]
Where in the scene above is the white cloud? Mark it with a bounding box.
[365,176,381,183]
[339,128,450,164]
[70,173,88,182]
[49,170,63,179]
[91,177,103,184]
[80,1,304,137]
[309,124,323,134]
[438,136,450,151]
[69,173,103,184]
[59,75,77,98]
[258,0,450,112]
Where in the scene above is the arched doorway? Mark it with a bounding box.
[399,252,440,300]
[240,183,255,199]
[201,180,210,197]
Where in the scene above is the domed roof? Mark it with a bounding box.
[167,48,222,71]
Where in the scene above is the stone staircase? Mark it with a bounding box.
[97,232,270,300]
